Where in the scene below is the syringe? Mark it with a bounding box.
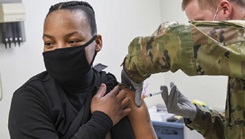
[143,91,164,98]
[142,85,166,98]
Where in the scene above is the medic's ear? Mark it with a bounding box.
[219,0,232,19]
[95,35,102,52]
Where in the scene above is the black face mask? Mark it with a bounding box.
[43,35,97,87]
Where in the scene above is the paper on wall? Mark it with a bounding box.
[0,73,2,101]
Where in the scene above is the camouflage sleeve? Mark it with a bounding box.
[123,21,245,83]
[184,104,225,139]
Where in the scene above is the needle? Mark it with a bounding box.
[143,91,163,98]
[143,85,166,98]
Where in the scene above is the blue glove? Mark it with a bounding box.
[121,69,143,107]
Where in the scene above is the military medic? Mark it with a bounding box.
[121,0,245,138]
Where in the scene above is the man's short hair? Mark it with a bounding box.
[182,0,219,11]
[182,0,245,11]
[229,0,245,7]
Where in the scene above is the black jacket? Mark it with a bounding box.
[8,70,134,139]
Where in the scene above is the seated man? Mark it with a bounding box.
[8,1,156,139]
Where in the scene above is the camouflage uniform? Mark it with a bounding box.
[122,20,245,139]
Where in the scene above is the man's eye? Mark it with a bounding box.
[44,42,54,49]
[68,40,77,44]
[44,42,52,46]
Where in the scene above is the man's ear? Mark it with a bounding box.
[95,35,102,52]
[220,0,232,19]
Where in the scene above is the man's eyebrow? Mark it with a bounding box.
[43,34,53,40]
[43,31,82,39]
[64,31,82,38]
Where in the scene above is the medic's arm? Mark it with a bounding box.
[122,21,245,83]
[185,104,225,139]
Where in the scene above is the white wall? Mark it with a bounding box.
[0,0,162,138]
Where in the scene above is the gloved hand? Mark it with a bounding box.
[161,82,197,120]
[121,68,143,107]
